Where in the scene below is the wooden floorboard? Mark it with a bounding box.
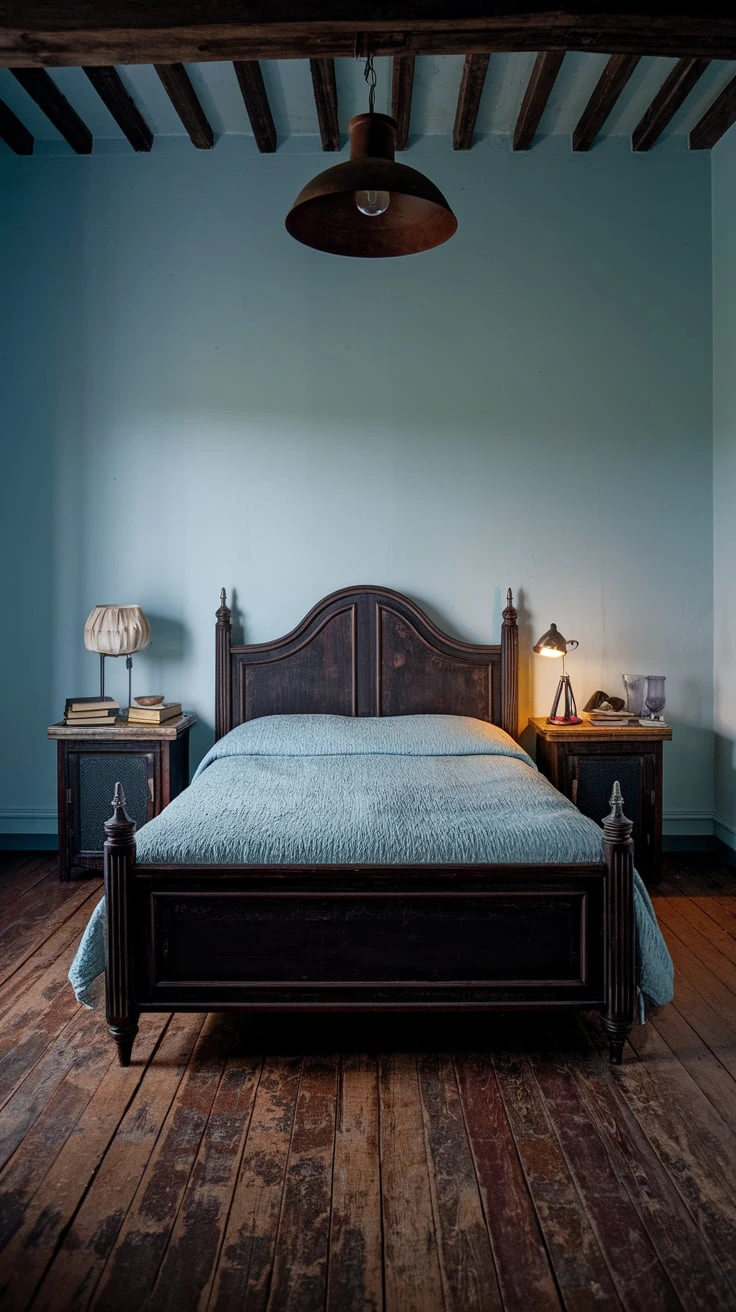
[0,852,735,1311]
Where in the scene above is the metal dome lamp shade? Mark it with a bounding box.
[84,604,151,707]
[285,58,457,258]
[533,622,582,725]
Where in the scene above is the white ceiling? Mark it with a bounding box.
[1,53,734,154]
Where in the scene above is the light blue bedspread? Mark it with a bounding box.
[69,714,673,1012]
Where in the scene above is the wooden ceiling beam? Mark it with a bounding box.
[233,60,277,152]
[453,54,490,150]
[2,8,736,66]
[155,63,214,149]
[0,97,33,153]
[513,50,564,150]
[391,55,415,151]
[572,53,640,151]
[83,66,152,151]
[310,57,340,151]
[632,57,709,150]
[690,71,736,150]
[10,68,92,153]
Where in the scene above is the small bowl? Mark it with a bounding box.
[134,695,165,707]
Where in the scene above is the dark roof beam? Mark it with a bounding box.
[572,53,640,151]
[310,57,340,151]
[155,63,214,149]
[513,50,564,150]
[234,60,277,152]
[690,71,736,150]
[83,66,153,151]
[11,68,92,153]
[5,7,735,65]
[632,57,709,150]
[391,54,415,151]
[453,53,490,150]
[0,97,34,153]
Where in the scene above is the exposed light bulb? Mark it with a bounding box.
[355,189,390,217]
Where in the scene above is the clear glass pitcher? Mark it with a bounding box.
[622,674,646,716]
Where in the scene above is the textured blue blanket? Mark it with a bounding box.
[68,714,673,1011]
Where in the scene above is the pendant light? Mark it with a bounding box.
[285,57,457,258]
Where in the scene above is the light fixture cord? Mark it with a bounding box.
[363,54,377,114]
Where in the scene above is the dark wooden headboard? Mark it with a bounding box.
[215,585,519,740]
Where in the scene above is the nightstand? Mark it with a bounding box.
[48,715,196,881]
[530,716,672,881]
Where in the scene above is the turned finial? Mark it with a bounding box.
[503,588,517,625]
[112,782,127,820]
[609,780,624,819]
[216,588,231,623]
[104,782,136,841]
[602,780,633,842]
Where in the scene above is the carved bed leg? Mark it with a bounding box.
[104,783,139,1067]
[601,781,635,1064]
[109,1023,138,1067]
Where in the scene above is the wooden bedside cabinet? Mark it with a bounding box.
[530,717,672,881]
[48,715,196,881]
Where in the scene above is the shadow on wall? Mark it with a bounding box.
[142,613,188,664]
[190,719,215,775]
[230,588,246,644]
[138,613,219,771]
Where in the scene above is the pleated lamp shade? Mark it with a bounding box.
[84,605,151,656]
[84,605,151,702]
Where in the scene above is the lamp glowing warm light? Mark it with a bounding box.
[84,605,151,707]
[533,623,582,724]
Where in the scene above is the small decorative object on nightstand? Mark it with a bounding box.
[641,675,667,724]
[530,715,672,881]
[48,713,196,881]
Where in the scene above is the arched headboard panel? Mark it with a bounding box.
[215,586,518,739]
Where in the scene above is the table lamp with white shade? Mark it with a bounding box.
[84,604,151,708]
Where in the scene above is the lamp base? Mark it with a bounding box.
[548,672,581,724]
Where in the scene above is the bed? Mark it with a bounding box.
[84,585,672,1068]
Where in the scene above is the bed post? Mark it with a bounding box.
[215,587,232,741]
[501,588,518,738]
[601,781,636,1064]
[104,783,139,1067]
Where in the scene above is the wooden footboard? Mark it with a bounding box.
[103,785,635,1067]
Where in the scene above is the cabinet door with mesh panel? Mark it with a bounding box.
[74,749,155,861]
[565,751,655,874]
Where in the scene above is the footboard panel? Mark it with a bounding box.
[132,865,606,1009]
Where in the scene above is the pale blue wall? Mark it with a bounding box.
[713,129,736,852]
[0,136,714,839]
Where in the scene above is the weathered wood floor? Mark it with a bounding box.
[1,852,736,1311]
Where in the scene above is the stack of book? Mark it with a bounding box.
[586,709,641,727]
[127,701,182,725]
[64,696,120,726]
